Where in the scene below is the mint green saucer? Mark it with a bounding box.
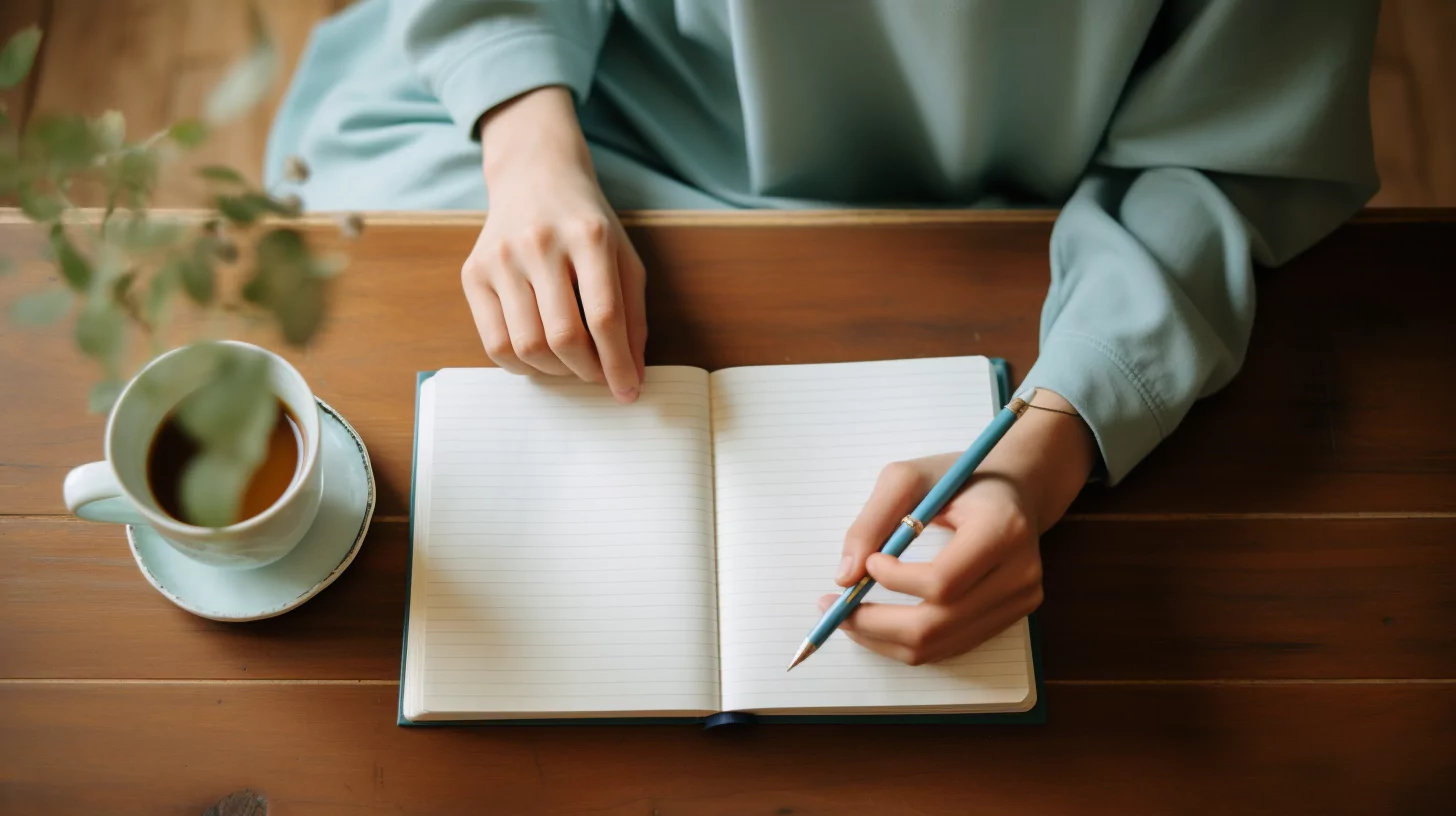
[126,399,376,622]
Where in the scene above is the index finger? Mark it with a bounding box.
[569,228,639,403]
[865,513,1017,603]
[838,456,956,587]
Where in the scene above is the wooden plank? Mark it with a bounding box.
[1370,0,1456,207]
[25,0,338,206]
[1389,0,1456,207]
[8,0,1452,212]
[1076,218,1456,514]
[5,517,1453,681]
[3,218,1454,518]
[164,0,342,206]
[1370,0,1428,207]
[0,518,405,681]
[1,682,1451,814]
[1038,517,1456,681]
[28,0,187,139]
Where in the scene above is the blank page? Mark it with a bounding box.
[711,357,1034,714]
[403,367,720,720]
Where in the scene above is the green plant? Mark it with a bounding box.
[0,11,361,527]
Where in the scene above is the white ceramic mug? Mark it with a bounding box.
[63,341,324,570]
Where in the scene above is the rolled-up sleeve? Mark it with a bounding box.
[390,0,615,136]
[1022,0,1381,484]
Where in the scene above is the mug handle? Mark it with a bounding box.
[63,462,149,525]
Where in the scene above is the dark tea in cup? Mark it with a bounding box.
[146,398,303,526]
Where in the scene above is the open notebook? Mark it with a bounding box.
[401,356,1041,725]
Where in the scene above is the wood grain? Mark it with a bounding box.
[28,0,187,139]
[0,518,406,681]
[1037,517,1456,682]
[1,682,1451,815]
[2,2,1452,808]
[11,0,1456,207]
[5,516,1453,682]
[1370,0,1456,207]
[26,0,342,206]
[165,0,346,206]
[3,217,1454,518]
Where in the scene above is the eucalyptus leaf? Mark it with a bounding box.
[176,348,274,456]
[49,224,91,291]
[241,276,266,305]
[214,193,265,226]
[0,26,41,90]
[198,165,247,185]
[92,110,126,153]
[9,287,71,325]
[173,347,278,527]
[178,450,257,528]
[28,114,98,173]
[107,149,158,208]
[203,35,278,125]
[112,270,138,308]
[274,278,326,346]
[18,184,63,222]
[178,243,215,305]
[254,227,308,277]
[245,227,303,303]
[88,379,124,415]
[245,228,327,345]
[0,150,20,195]
[168,118,208,149]
[75,304,124,371]
[246,1,270,43]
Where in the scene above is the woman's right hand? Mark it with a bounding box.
[463,87,647,403]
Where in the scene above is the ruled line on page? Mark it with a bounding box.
[408,367,721,717]
[709,357,1034,714]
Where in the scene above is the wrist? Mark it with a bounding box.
[981,390,1096,533]
[479,86,594,187]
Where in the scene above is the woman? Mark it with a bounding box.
[268,0,1379,665]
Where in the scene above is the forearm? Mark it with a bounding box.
[479,86,594,187]
[978,390,1096,535]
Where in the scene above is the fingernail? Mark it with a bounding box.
[617,386,639,402]
[836,555,853,581]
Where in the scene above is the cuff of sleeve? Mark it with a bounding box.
[433,32,597,139]
[1020,331,1169,486]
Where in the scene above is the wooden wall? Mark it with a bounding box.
[2,0,1453,207]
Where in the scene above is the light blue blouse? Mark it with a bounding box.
[268,0,1380,483]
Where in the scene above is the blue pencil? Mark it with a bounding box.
[787,387,1038,671]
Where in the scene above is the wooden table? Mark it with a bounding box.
[2,211,1453,815]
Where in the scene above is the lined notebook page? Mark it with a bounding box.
[403,367,720,720]
[711,357,1034,714]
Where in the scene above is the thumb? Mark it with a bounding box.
[838,459,939,586]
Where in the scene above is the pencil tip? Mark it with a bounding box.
[787,641,817,672]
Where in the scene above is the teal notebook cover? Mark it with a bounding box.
[399,359,1046,727]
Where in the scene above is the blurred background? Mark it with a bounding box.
[2,0,1450,208]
